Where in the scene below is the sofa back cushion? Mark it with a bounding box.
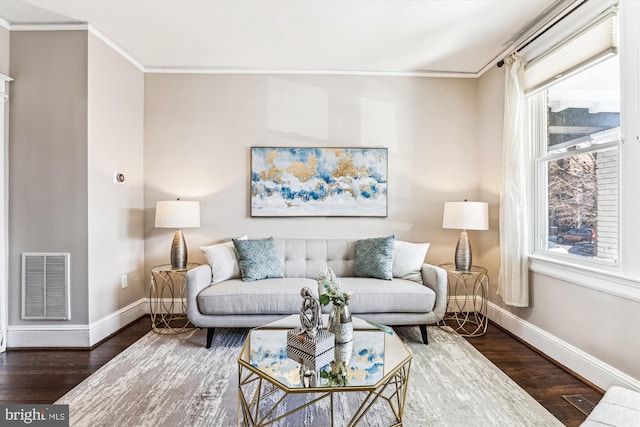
[273,238,356,279]
[246,238,427,282]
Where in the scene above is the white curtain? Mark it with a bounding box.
[498,53,529,307]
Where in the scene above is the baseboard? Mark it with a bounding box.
[447,295,483,312]
[149,298,186,315]
[487,301,640,392]
[7,298,148,348]
[6,324,91,348]
[88,299,148,346]
[12,296,636,392]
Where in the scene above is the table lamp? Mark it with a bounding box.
[155,199,200,269]
[442,200,488,271]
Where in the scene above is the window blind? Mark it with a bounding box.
[524,11,618,94]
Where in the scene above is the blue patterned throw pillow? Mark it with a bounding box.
[233,237,284,282]
[354,235,395,280]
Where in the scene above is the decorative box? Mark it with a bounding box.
[287,346,334,370]
[286,328,335,357]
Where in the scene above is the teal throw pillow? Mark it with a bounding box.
[233,237,284,282]
[354,235,395,280]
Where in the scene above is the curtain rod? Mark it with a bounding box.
[497,0,589,67]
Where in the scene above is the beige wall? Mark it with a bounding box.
[9,31,89,325]
[7,30,146,332]
[476,54,640,383]
[475,65,502,283]
[144,74,482,275]
[526,273,639,380]
[87,34,145,323]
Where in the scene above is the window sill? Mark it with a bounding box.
[528,254,640,302]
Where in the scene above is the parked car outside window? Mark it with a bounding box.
[557,228,594,244]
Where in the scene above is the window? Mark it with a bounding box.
[523,1,640,297]
[532,56,620,264]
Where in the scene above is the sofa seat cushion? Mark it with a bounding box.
[335,277,435,314]
[198,278,318,315]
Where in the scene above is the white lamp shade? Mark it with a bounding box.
[155,200,200,229]
[442,201,489,231]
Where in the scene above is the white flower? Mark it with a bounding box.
[317,264,351,306]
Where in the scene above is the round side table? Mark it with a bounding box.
[439,263,489,337]
[150,263,199,334]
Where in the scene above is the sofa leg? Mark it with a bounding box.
[419,324,428,345]
[206,328,215,349]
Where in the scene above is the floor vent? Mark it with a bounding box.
[561,394,596,416]
[21,253,70,320]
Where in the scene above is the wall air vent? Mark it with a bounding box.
[21,253,70,320]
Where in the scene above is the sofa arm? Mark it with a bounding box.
[186,264,213,326]
[421,264,448,322]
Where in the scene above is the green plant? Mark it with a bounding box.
[320,361,349,386]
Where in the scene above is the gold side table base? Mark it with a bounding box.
[438,264,489,338]
[150,263,199,334]
[238,361,411,427]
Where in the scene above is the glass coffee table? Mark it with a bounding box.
[237,316,412,426]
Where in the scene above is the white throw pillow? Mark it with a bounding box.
[392,240,430,283]
[200,235,247,284]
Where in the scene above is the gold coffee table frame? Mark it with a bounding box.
[237,320,412,427]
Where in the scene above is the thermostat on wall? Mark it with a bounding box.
[113,172,125,184]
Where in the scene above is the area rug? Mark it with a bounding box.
[56,326,562,426]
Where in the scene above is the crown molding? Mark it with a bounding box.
[144,66,478,79]
[88,25,144,72]
[0,17,543,79]
[8,22,87,31]
[0,20,144,72]
[1,20,476,77]
[0,1,589,79]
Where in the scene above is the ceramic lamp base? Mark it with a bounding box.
[455,230,472,271]
[170,229,187,270]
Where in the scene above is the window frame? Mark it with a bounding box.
[525,40,640,302]
[530,80,621,271]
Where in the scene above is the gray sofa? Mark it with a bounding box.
[186,238,448,348]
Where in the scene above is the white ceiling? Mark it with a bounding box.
[0,0,562,75]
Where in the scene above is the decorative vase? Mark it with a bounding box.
[327,303,353,344]
[334,341,353,364]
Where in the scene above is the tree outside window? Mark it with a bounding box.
[537,56,620,262]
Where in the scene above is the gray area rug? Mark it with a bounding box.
[57,326,562,426]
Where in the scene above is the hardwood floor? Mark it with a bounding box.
[0,316,602,426]
[0,317,151,404]
[462,321,603,427]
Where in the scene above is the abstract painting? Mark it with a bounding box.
[251,147,388,217]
